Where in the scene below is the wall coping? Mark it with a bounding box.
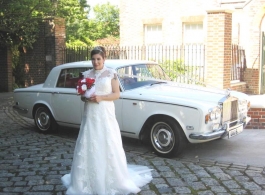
[206,8,234,14]
[230,81,246,86]
[248,95,265,108]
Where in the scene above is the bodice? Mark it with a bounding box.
[83,67,117,96]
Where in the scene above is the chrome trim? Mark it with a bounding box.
[13,105,29,114]
[189,123,244,140]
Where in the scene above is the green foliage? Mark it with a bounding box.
[66,39,94,47]
[88,3,120,41]
[1,0,120,87]
[0,0,92,48]
[65,2,120,46]
[0,0,53,48]
[159,60,186,81]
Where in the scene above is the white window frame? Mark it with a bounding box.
[183,23,203,44]
[144,24,163,45]
[183,23,204,67]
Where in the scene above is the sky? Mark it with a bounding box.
[86,0,120,17]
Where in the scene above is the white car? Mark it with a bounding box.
[13,60,251,157]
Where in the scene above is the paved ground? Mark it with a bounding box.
[1,92,265,195]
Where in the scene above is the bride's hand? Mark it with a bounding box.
[90,94,102,103]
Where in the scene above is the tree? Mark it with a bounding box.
[0,0,90,89]
[88,2,119,41]
[0,0,90,48]
[0,0,53,48]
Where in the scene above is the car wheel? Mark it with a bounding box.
[34,106,58,133]
[150,118,186,158]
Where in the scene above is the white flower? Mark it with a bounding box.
[81,84,87,91]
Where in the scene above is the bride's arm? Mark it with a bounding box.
[90,76,120,102]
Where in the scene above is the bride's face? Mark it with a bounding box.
[92,53,105,70]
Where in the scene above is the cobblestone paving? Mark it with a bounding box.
[1,92,265,195]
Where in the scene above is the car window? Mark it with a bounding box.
[117,64,170,90]
[56,68,91,88]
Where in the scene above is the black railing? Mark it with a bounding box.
[61,44,206,84]
[231,44,246,81]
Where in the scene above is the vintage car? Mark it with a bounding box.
[13,60,251,157]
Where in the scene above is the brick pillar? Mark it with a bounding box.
[206,9,233,89]
[0,47,12,92]
[44,18,66,76]
[54,18,66,66]
[24,22,46,87]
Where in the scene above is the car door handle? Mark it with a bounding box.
[52,92,60,94]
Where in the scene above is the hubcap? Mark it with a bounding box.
[36,109,50,130]
[151,122,175,153]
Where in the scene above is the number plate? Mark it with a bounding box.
[228,125,243,138]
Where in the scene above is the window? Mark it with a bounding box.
[183,23,203,44]
[144,24,163,45]
[117,64,170,90]
[56,68,90,88]
[183,23,204,67]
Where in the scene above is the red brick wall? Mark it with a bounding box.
[23,18,65,87]
[54,18,66,66]
[244,68,259,95]
[230,83,247,93]
[23,22,46,87]
[246,108,265,129]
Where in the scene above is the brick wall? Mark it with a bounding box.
[246,108,265,129]
[23,18,65,87]
[119,0,218,45]
[230,82,247,93]
[236,0,265,94]
[23,22,46,87]
[120,0,265,95]
[244,68,260,94]
[0,47,12,92]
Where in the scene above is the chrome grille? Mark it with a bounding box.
[222,97,238,123]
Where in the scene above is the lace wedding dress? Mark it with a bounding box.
[61,66,153,195]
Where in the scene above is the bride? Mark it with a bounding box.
[61,46,153,195]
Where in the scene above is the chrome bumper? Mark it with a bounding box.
[189,123,245,140]
[13,105,28,114]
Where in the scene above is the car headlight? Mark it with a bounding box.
[205,106,221,123]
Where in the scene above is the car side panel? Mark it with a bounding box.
[13,90,54,118]
[51,88,82,126]
[120,98,202,140]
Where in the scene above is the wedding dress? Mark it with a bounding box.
[61,66,153,195]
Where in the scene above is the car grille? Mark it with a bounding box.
[222,97,238,124]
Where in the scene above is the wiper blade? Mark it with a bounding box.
[150,81,167,86]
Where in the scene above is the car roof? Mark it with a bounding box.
[54,59,158,70]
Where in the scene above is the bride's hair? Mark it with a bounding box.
[91,46,106,59]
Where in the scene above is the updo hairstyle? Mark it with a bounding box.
[90,46,106,59]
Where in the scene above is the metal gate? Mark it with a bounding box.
[261,32,265,94]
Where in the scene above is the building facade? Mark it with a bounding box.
[119,0,265,95]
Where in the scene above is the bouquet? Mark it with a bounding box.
[76,78,95,98]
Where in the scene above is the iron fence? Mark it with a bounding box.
[61,44,206,84]
[231,44,246,82]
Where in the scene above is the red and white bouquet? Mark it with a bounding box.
[76,78,95,98]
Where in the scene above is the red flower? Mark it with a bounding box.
[76,78,95,95]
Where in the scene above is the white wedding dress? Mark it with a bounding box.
[61,66,153,195]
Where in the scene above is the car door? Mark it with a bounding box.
[119,96,148,138]
[51,68,88,126]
